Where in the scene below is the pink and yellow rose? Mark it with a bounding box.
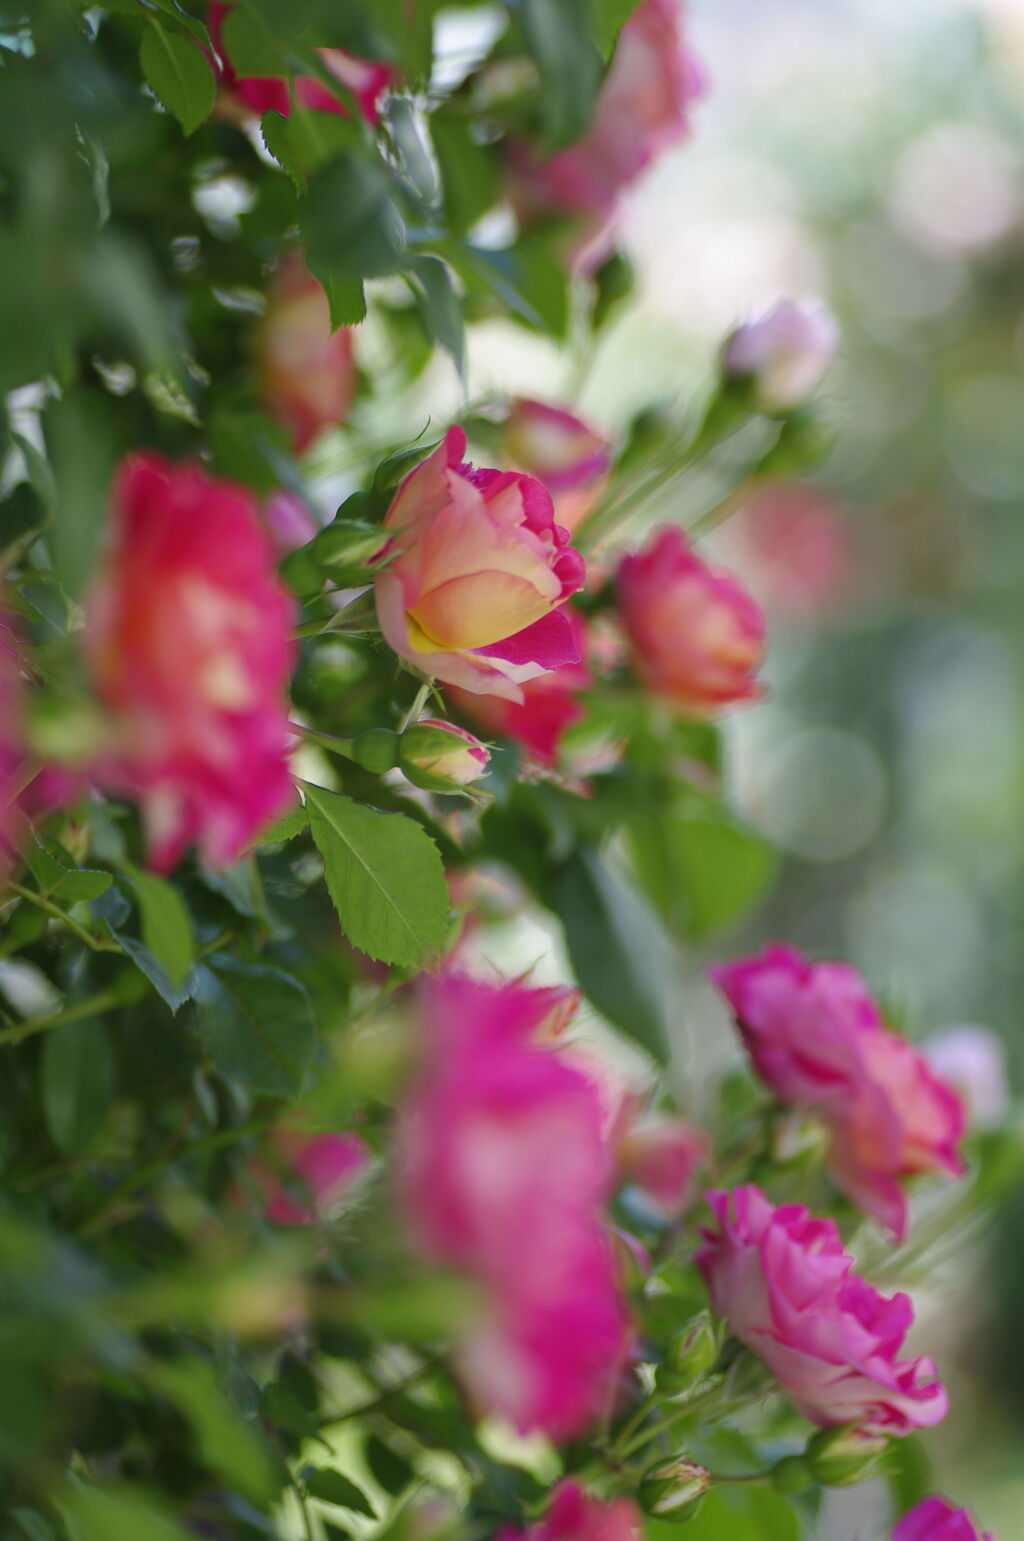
[258,253,356,454]
[375,426,586,701]
[84,453,296,871]
[617,525,765,716]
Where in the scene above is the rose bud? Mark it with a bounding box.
[209,4,392,124]
[617,526,765,716]
[805,1425,888,1487]
[502,399,612,533]
[620,1114,709,1220]
[723,298,839,412]
[399,719,490,792]
[893,1497,995,1541]
[663,1309,721,1386]
[258,252,356,454]
[374,426,585,700]
[84,453,296,872]
[639,1460,710,1520]
[697,1186,948,1436]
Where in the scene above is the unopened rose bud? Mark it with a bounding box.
[665,1310,721,1384]
[806,1425,887,1487]
[723,298,839,412]
[639,1460,710,1520]
[770,1455,813,1495]
[399,720,490,792]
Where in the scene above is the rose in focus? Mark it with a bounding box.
[397,974,629,1439]
[711,945,965,1238]
[617,525,765,715]
[84,453,296,871]
[375,427,585,700]
[698,1185,948,1435]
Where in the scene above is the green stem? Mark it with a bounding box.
[400,681,432,732]
[7,881,122,955]
[0,986,122,1048]
[291,721,356,760]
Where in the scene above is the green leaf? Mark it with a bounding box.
[552,847,670,1062]
[304,1468,376,1517]
[140,22,216,136]
[41,1019,116,1154]
[304,783,449,969]
[302,153,407,283]
[318,272,368,331]
[262,1384,321,1439]
[27,837,111,902]
[430,113,499,237]
[591,0,642,57]
[245,803,309,849]
[650,1486,800,1541]
[148,1358,279,1506]
[220,5,281,74]
[123,867,195,989]
[43,391,118,598]
[631,802,776,940]
[520,0,603,150]
[365,1435,414,1494]
[405,255,465,374]
[192,957,316,1097]
[60,1483,193,1541]
[261,106,361,191]
[12,1510,55,1541]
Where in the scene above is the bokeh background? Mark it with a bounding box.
[297,1,1024,1533]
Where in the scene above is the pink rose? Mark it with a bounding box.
[258,253,356,454]
[398,974,629,1439]
[398,718,490,792]
[209,4,392,124]
[711,945,966,1239]
[502,400,611,533]
[240,1129,371,1226]
[620,1114,708,1220]
[84,453,296,871]
[697,1186,948,1436]
[446,608,590,765]
[894,1497,994,1541]
[375,427,586,701]
[508,0,705,266]
[503,1481,642,1541]
[723,298,839,412]
[262,490,320,555]
[617,526,765,716]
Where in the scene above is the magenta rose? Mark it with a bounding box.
[502,1481,642,1541]
[697,1186,948,1435]
[617,525,765,716]
[398,974,629,1439]
[84,453,296,871]
[375,427,585,701]
[711,945,966,1239]
[894,1497,994,1541]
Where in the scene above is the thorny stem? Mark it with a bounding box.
[7,881,123,954]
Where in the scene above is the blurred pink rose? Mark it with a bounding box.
[375,427,586,701]
[922,1025,1009,1131]
[258,254,356,454]
[262,490,320,555]
[242,1129,371,1226]
[84,453,296,871]
[508,0,705,265]
[725,483,856,621]
[502,400,612,533]
[620,1114,708,1219]
[210,5,392,123]
[697,1185,948,1436]
[617,525,765,716]
[723,298,839,412]
[504,1481,642,1541]
[446,608,590,765]
[398,973,629,1439]
[894,1497,994,1541]
[711,945,965,1239]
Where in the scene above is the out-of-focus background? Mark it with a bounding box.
[314,1,1024,1532]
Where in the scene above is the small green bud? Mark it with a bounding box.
[667,1310,721,1383]
[350,729,401,774]
[639,1460,710,1521]
[805,1426,887,1488]
[770,1455,813,1495]
[398,720,490,793]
